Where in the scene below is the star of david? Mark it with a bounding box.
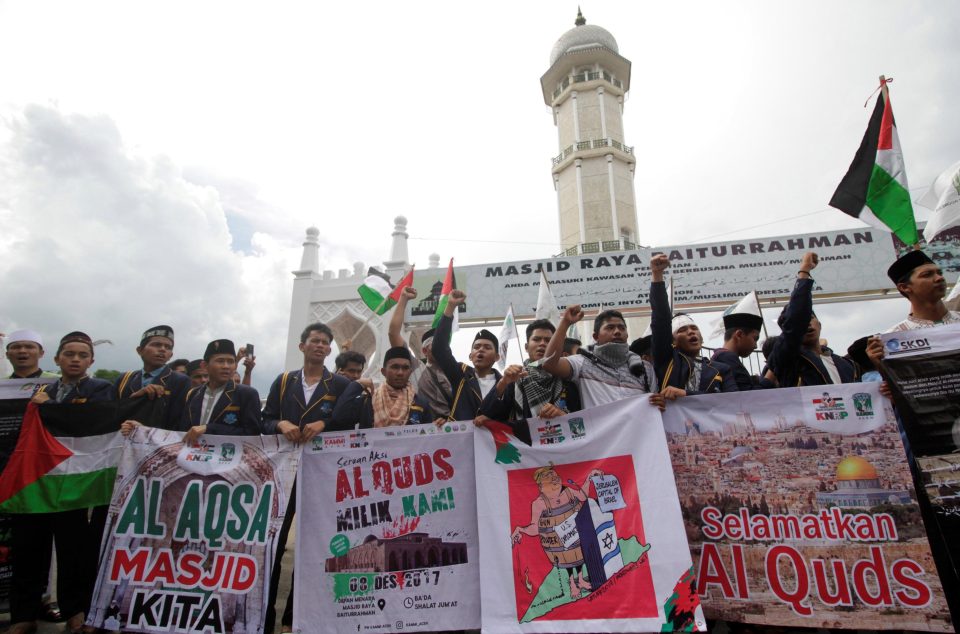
[602,533,614,549]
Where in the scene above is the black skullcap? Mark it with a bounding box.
[421,328,437,344]
[723,313,764,332]
[140,325,174,346]
[204,339,236,361]
[474,329,499,350]
[57,331,94,354]
[887,250,934,285]
[186,359,203,374]
[383,346,413,364]
[629,335,652,356]
[846,336,872,371]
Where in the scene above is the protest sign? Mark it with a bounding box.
[663,383,953,631]
[475,398,704,633]
[882,323,960,624]
[87,427,299,633]
[295,424,480,634]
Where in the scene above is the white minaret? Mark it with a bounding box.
[541,9,638,254]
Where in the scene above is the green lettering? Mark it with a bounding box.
[227,484,253,541]
[246,483,273,543]
[204,483,230,548]
[174,480,202,542]
[116,477,146,536]
[401,495,417,518]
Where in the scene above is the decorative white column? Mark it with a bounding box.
[285,227,320,370]
[607,154,620,240]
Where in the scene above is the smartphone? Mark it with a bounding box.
[246,343,255,358]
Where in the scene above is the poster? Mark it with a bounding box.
[87,427,299,633]
[475,397,704,633]
[663,383,953,631]
[881,323,960,624]
[295,424,480,634]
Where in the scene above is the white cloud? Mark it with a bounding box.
[0,104,298,392]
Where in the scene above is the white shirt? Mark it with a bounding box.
[476,374,497,399]
[886,310,960,332]
[302,375,320,404]
[565,354,655,410]
[200,385,226,425]
[819,354,842,385]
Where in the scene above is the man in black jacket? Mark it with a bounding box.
[331,347,434,429]
[767,252,858,387]
[431,289,502,421]
[649,254,736,397]
[711,313,773,391]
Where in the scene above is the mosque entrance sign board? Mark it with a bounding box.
[405,227,960,324]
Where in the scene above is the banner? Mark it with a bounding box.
[881,323,960,624]
[663,383,953,631]
[295,424,480,634]
[475,398,704,633]
[87,427,299,633]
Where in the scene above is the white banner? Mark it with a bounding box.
[295,424,481,634]
[88,428,300,633]
[474,398,705,633]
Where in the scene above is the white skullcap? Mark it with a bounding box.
[5,329,43,348]
[671,315,697,335]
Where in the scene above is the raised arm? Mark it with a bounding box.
[649,254,674,379]
[431,289,467,387]
[542,306,584,380]
[389,286,418,348]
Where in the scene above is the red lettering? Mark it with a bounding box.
[731,544,749,599]
[433,448,454,481]
[335,469,352,503]
[351,466,369,498]
[413,453,434,485]
[372,461,393,494]
[891,559,931,608]
[143,549,176,585]
[176,552,204,586]
[811,558,851,606]
[697,543,735,598]
[766,545,812,616]
[230,556,257,592]
[111,547,149,581]
[700,507,723,540]
[393,456,413,489]
[852,546,892,607]
[200,553,226,589]
[724,514,742,540]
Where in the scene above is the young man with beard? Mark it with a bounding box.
[18,332,113,634]
[767,252,858,387]
[182,340,262,443]
[4,330,58,379]
[480,319,581,422]
[649,254,737,397]
[542,306,661,410]
[711,313,773,391]
[260,322,350,634]
[329,347,434,429]
[431,289,502,421]
[115,325,192,430]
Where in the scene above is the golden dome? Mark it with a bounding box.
[835,456,878,481]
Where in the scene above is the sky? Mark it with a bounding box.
[1,1,958,391]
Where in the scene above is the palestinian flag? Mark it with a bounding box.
[431,258,456,329]
[0,402,124,513]
[830,78,918,245]
[483,420,531,464]
[357,267,414,316]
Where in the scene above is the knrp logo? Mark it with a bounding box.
[885,336,931,355]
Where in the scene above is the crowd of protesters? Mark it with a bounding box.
[1,248,957,634]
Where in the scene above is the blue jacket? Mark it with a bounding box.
[114,365,192,430]
[650,281,737,394]
[710,349,774,391]
[768,278,859,387]
[260,368,350,434]
[432,313,502,421]
[37,376,114,403]
[329,381,434,430]
[183,380,262,436]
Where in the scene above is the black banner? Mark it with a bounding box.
[881,324,960,624]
